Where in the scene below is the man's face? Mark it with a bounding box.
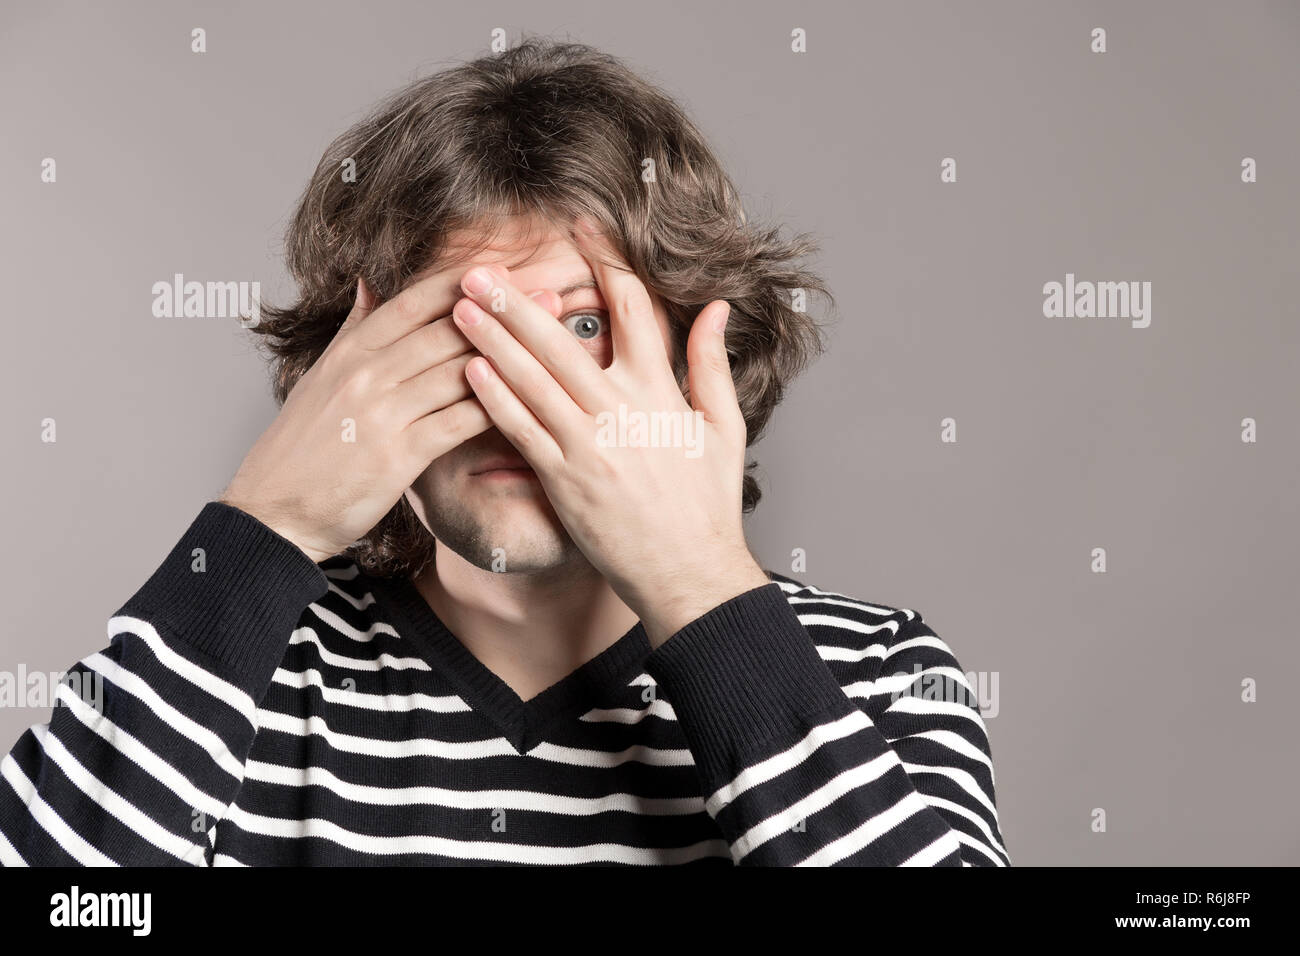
[403,217,674,573]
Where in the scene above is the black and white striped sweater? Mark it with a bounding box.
[0,502,1009,866]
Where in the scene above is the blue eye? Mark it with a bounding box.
[563,312,605,340]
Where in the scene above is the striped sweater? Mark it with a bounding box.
[0,501,1009,866]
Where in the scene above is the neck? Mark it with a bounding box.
[410,541,641,702]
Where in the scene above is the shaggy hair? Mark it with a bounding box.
[251,36,833,578]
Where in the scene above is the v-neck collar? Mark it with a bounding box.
[364,570,653,754]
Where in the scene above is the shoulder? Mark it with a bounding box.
[767,570,922,640]
[768,573,990,730]
[766,571,958,681]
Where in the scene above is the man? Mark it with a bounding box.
[0,38,1009,866]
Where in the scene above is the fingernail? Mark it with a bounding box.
[713,303,731,334]
[466,357,491,383]
[462,268,493,294]
[453,300,482,327]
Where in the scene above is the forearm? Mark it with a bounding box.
[0,502,328,866]
[644,582,967,866]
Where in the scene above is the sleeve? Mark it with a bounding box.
[642,581,1009,866]
[0,502,329,866]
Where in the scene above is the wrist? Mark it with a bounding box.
[636,554,771,649]
[217,495,334,565]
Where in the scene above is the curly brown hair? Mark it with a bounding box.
[251,36,833,578]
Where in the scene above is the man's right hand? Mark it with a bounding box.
[219,274,491,564]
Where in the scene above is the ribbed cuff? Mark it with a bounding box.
[643,582,855,788]
[114,501,330,697]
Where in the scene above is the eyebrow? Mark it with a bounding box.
[553,278,601,301]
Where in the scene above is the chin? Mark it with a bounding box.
[412,480,582,574]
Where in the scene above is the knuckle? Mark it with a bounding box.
[590,451,618,483]
[445,353,474,383]
[540,341,571,372]
[371,394,405,432]
[340,365,375,400]
[316,339,349,375]
[443,400,487,444]
[391,290,422,323]
[513,422,540,449]
[423,318,459,356]
[440,402,470,437]
[617,289,646,320]
[323,338,365,382]
[373,440,402,476]
[521,376,547,407]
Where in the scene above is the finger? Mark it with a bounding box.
[380,314,476,385]
[390,353,476,427]
[354,271,463,351]
[686,300,744,434]
[403,395,494,466]
[529,288,563,317]
[463,355,564,472]
[335,277,377,339]
[457,265,610,413]
[376,283,558,393]
[570,224,672,379]
[451,294,589,449]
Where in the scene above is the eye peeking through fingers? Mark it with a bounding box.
[562,311,606,341]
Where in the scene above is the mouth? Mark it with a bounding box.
[469,456,538,479]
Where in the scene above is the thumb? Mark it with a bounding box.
[336,277,377,337]
[685,300,742,432]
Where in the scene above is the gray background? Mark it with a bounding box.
[2,0,1296,865]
